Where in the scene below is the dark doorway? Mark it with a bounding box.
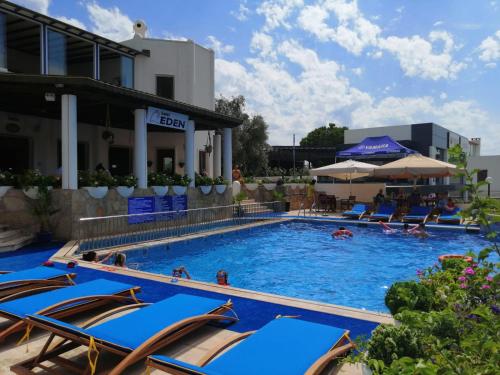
[199,150,207,174]
[109,146,132,176]
[156,149,175,175]
[57,140,89,171]
[0,135,31,172]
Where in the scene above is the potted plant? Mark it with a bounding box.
[214,176,229,194]
[273,190,290,211]
[28,185,59,242]
[0,169,16,198]
[19,170,55,199]
[171,174,191,195]
[233,191,248,216]
[80,170,113,199]
[148,172,170,196]
[243,176,258,191]
[196,174,213,195]
[262,177,276,191]
[114,175,137,198]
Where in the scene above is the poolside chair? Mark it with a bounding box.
[342,203,367,220]
[12,294,236,375]
[146,317,355,375]
[0,278,140,342]
[0,266,76,300]
[402,206,432,223]
[368,204,396,222]
[437,207,462,224]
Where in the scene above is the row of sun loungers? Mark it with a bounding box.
[0,266,354,374]
[342,204,462,224]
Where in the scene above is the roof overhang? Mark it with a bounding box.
[0,74,242,131]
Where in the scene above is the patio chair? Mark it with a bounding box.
[437,207,462,224]
[146,317,355,375]
[402,206,432,223]
[342,203,367,220]
[0,278,141,342]
[12,294,237,375]
[368,204,396,222]
[0,266,76,300]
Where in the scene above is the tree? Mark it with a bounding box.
[215,95,270,176]
[299,123,347,147]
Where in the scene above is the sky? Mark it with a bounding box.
[11,0,500,154]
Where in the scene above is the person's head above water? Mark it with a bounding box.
[216,270,229,285]
[82,251,97,262]
[418,223,426,229]
[403,223,409,230]
[339,226,346,231]
[114,253,126,267]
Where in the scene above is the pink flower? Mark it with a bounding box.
[416,269,423,276]
[472,263,478,268]
[481,285,491,290]
[464,267,475,275]
[460,283,468,289]
[485,276,493,282]
[458,276,467,282]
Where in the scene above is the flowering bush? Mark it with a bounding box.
[147,172,171,187]
[172,174,191,186]
[18,169,57,188]
[0,169,16,186]
[195,174,213,186]
[213,176,229,185]
[78,171,114,187]
[114,175,138,188]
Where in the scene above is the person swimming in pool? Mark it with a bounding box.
[216,270,230,286]
[408,223,429,238]
[82,250,115,263]
[379,222,411,234]
[113,253,127,268]
[172,266,191,279]
[332,226,353,239]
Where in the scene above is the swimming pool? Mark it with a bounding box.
[114,220,493,312]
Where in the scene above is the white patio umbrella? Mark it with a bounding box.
[373,153,458,180]
[310,159,379,195]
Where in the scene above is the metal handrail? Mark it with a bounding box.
[77,201,286,252]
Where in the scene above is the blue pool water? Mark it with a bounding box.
[116,220,493,312]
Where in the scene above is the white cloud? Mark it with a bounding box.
[478,30,500,62]
[433,20,444,27]
[231,1,251,21]
[56,16,86,30]
[378,31,467,80]
[206,36,234,57]
[10,0,50,14]
[297,0,381,55]
[86,1,134,42]
[485,62,497,68]
[161,32,188,41]
[367,50,383,59]
[256,0,304,31]
[351,67,363,76]
[250,32,276,59]
[440,92,447,100]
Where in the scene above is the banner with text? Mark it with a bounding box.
[128,195,188,224]
[146,106,189,131]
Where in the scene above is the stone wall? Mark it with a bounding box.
[241,184,309,210]
[0,186,232,240]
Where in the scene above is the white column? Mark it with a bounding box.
[61,94,78,190]
[213,131,222,177]
[185,120,195,187]
[134,109,147,189]
[223,127,232,183]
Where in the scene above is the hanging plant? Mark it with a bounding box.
[101,104,115,145]
[204,132,213,155]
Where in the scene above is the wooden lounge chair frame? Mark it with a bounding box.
[146,322,355,375]
[0,273,76,300]
[11,300,236,375]
[0,287,140,343]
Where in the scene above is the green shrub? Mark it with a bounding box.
[385,281,433,315]
[195,174,213,186]
[172,174,191,186]
[367,325,424,366]
[440,258,469,272]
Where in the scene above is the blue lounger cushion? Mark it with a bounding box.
[0,266,70,286]
[150,318,348,375]
[28,294,229,351]
[0,279,136,319]
[343,204,367,216]
[405,206,431,217]
[439,208,461,222]
[372,204,395,216]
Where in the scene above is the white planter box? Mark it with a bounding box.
[244,183,258,191]
[215,184,227,194]
[172,185,187,195]
[0,186,12,198]
[83,186,108,199]
[200,185,212,195]
[23,186,53,199]
[116,186,134,198]
[152,186,168,196]
[263,183,276,191]
[287,183,298,189]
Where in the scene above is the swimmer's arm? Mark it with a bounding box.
[99,251,115,263]
[181,267,192,280]
[378,221,392,230]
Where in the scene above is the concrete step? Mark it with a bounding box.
[0,229,22,240]
[0,224,9,231]
[0,234,34,253]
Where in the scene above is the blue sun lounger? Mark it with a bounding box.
[146,318,355,375]
[0,266,76,300]
[0,278,140,342]
[437,207,462,224]
[13,294,236,375]
[402,206,432,223]
[368,204,396,222]
[342,204,368,220]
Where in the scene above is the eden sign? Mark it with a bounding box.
[146,106,188,131]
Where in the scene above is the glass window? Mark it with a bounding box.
[99,46,134,88]
[47,29,94,77]
[0,11,40,73]
[156,76,174,99]
[47,29,66,75]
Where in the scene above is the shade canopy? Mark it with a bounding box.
[337,135,416,158]
[310,159,378,180]
[373,154,458,179]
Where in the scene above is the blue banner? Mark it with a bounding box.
[128,195,188,224]
[127,197,155,224]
